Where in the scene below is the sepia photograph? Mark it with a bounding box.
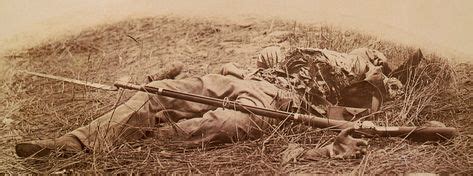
[0,0,471,174]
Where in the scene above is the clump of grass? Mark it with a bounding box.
[385,57,454,125]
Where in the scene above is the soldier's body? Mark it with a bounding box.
[15,47,417,159]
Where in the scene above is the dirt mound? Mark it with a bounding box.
[1,16,471,174]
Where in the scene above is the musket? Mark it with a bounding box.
[20,70,458,142]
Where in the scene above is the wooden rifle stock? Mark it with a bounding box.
[352,123,458,142]
[114,82,458,142]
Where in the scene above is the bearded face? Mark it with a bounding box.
[364,65,404,100]
[367,50,388,66]
[350,48,393,76]
[358,49,403,100]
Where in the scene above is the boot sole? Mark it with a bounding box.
[15,143,52,158]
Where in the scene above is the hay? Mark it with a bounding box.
[1,16,471,174]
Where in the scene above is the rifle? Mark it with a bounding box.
[21,70,458,142]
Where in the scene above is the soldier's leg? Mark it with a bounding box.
[154,96,278,146]
[16,76,218,156]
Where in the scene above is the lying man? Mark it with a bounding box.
[15,46,417,159]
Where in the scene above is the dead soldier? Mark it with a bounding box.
[15,46,418,160]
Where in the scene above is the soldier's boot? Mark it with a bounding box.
[15,134,83,158]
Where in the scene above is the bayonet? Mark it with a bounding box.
[20,70,119,91]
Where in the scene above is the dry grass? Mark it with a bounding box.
[0,16,471,174]
[382,59,455,126]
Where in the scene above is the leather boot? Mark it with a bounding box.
[15,134,83,158]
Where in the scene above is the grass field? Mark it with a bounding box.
[0,16,471,174]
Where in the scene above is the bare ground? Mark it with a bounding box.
[0,16,471,174]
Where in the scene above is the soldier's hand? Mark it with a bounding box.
[330,127,368,159]
[302,127,368,160]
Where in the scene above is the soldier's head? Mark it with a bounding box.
[366,49,388,67]
[364,65,404,100]
[350,48,392,76]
